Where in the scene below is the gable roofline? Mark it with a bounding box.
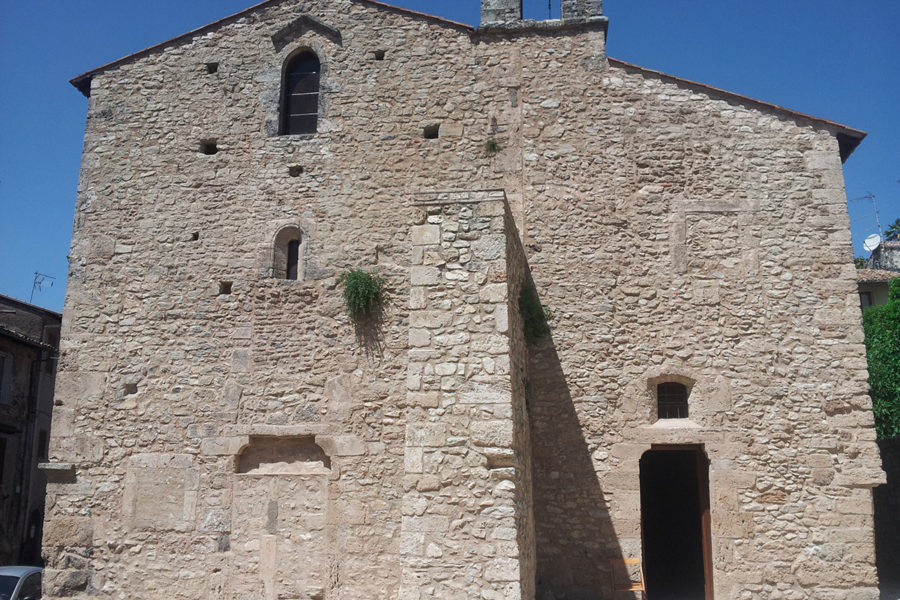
[608,58,866,162]
[66,2,867,163]
[69,0,474,96]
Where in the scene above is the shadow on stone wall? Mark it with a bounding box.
[352,303,385,357]
[528,334,628,599]
[875,437,900,599]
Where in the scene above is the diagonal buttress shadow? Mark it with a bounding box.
[528,333,630,600]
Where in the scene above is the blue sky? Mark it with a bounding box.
[1,0,897,312]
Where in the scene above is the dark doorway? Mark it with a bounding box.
[640,447,713,600]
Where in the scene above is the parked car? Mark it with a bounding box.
[0,567,42,600]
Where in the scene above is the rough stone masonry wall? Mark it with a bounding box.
[509,40,885,598]
[46,0,886,597]
[42,1,509,598]
[400,191,534,600]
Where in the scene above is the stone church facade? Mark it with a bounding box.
[44,0,884,598]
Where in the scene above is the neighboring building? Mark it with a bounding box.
[857,268,899,310]
[43,0,885,598]
[869,240,900,272]
[0,294,60,566]
[858,241,900,309]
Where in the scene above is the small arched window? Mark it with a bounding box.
[274,226,302,280]
[657,382,689,419]
[281,51,320,135]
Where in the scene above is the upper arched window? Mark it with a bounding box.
[273,226,302,280]
[657,382,689,419]
[281,51,320,135]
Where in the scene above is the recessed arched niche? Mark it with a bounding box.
[235,436,331,475]
[272,225,303,280]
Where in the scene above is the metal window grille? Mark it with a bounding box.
[657,382,689,419]
[282,53,320,135]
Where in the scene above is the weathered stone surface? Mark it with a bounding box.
[45,0,882,598]
[43,569,89,597]
[42,516,92,547]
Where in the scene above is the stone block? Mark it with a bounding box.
[471,420,513,448]
[438,122,463,137]
[411,266,441,286]
[458,385,510,405]
[412,225,441,245]
[409,327,431,347]
[408,392,440,408]
[317,435,366,456]
[55,371,106,409]
[43,516,93,547]
[44,568,89,596]
[473,235,506,260]
[484,557,520,582]
[231,348,251,373]
[200,436,249,456]
[406,422,448,447]
[479,283,507,303]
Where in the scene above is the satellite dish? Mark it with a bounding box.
[864,234,882,253]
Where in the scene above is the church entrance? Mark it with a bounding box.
[639,446,713,600]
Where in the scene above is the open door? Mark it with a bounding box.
[640,446,713,600]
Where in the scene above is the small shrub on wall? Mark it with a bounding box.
[340,269,383,321]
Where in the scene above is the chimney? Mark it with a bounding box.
[481,0,522,26]
[561,0,603,20]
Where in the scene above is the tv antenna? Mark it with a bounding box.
[850,192,882,240]
[30,272,55,303]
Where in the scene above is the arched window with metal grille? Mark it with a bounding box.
[281,51,320,135]
[656,382,689,419]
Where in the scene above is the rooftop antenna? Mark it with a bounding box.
[850,192,882,240]
[548,0,552,19]
[30,272,55,303]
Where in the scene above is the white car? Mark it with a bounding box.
[0,567,42,600]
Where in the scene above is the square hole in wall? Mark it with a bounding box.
[200,140,218,155]
[191,232,200,241]
[373,50,386,61]
[219,281,233,295]
[123,383,138,395]
[423,124,440,139]
[206,62,219,74]
[289,165,304,177]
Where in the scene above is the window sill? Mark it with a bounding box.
[646,419,701,429]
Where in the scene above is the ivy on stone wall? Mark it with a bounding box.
[863,278,900,439]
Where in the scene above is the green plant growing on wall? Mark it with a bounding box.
[485,138,500,156]
[340,269,383,320]
[862,278,900,439]
[885,217,900,242]
[519,284,552,342]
